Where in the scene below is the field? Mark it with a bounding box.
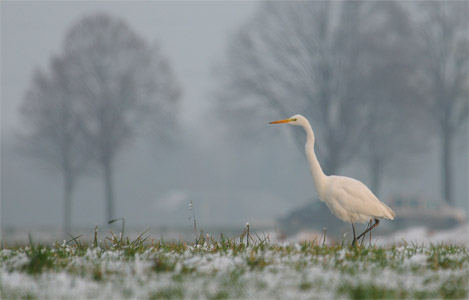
[1,228,468,299]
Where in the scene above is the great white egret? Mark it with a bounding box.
[270,114,395,246]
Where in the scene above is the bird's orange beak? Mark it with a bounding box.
[269,118,292,124]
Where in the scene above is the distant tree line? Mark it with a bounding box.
[216,1,468,205]
[21,14,181,233]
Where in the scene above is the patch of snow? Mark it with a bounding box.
[407,253,428,266]
[375,223,469,246]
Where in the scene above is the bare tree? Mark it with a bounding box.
[355,2,430,195]
[21,56,90,234]
[217,2,420,180]
[410,2,468,205]
[55,14,181,223]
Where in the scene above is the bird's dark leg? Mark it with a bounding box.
[359,219,372,247]
[356,219,380,241]
[351,223,357,246]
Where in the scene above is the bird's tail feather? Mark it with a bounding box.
[381,202,396,220]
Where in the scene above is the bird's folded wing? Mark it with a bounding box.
[333,179,392,219]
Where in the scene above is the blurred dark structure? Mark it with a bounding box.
[277,197,466,240]
[390,196,466,229]
[276,200,348,239]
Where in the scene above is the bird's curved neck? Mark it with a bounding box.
[302,122,328,200]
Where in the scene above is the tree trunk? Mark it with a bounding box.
[63,173,74,234]
[441,127,453,205]
[103,159,115,222]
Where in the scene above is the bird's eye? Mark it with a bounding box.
[291,118,297,121]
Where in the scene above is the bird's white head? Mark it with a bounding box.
[269,114,308,126]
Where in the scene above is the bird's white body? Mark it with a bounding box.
[319,175,395,223]
[273,114,395,225]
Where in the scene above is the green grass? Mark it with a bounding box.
[1,228,468,299]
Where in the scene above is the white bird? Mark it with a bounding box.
[270,114,395,246]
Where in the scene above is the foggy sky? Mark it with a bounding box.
[1,1,256,132]
[1,1,468,231]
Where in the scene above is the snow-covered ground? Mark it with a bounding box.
[2,240,468,299]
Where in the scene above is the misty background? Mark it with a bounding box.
[1,1,468,239]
